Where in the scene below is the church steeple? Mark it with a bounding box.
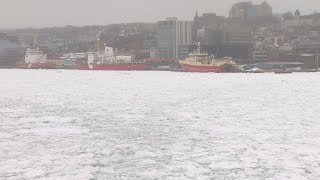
[194,9,199,22]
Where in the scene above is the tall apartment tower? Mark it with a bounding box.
[229,1,272,20]
[157,18,193,59]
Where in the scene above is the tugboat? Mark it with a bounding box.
[179,43,235,73]
[16,48,56,69]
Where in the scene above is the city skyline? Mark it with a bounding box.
[0,0,319,29]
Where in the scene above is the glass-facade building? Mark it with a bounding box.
[157,19,192,59]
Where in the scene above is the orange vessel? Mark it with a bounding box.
[179,43,235,73]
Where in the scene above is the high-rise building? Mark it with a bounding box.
[157,18,192,59]
[229,1,272,20]
[225,21,252,45]
[193,11,225,44]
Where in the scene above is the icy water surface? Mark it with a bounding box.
[0,70,320,179]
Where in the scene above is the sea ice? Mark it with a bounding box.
[0,70,320,179]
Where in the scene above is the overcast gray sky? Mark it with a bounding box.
[0,0,319,29]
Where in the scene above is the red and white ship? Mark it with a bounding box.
[179,43,235,73]
[16,48,56,69]
[76,46,146,71]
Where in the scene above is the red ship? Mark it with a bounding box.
[16,62,56,69]
[76,62,146,71]
[179,43,235,73]
[77,47,146,71]
[16,48,57,69]
[179,63,224,73]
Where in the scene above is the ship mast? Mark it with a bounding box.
[32,33,38,48]
[96,31,102,54]
[97,38,101,54]
[197,42,201,53]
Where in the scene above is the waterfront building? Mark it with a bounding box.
[157,18,193,59]
[225,21,252,45]
[253,50,268,63]
[294,36,320,53]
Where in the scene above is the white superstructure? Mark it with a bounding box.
[24,48,47,64]
[87,46,132,65]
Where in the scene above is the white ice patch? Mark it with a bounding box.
[0,70,320,179]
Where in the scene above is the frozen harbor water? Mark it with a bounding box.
[0,69,320,179]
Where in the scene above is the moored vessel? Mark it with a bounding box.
[76,46,146,71]
[16,48,56,69]
[179,43,235,73]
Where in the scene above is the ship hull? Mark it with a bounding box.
[16,63,57,69]
[180,63,223,73]
[76,63,147,71]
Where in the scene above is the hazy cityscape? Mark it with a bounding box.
[1,1,320,72]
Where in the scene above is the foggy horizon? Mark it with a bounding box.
[1,0,320,29]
